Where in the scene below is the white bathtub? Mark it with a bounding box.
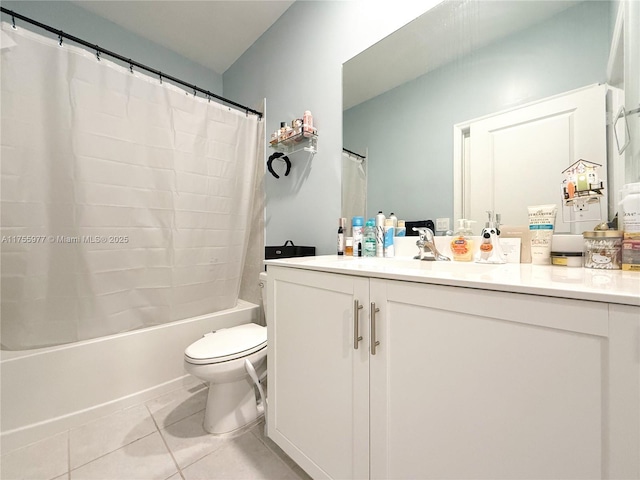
[0,300,260,454]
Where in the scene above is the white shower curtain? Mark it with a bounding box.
[0,24,263,350]
[342,150,367,222]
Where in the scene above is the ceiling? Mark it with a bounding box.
[73,1,295,75]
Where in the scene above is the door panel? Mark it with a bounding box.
[465,84,607,233]
[268,267,369,480]
[370,279,605,480]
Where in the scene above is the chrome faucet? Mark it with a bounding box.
[413,227,451,261]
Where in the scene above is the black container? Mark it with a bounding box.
[405,220,435,236]
[265,240,315,260]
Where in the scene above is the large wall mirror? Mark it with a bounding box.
[343,0,632,234]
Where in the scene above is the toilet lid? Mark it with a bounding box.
[185,323,267,365]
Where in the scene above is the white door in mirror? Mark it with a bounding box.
[456,84,607,234]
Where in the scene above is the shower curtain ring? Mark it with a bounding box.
[58,34,63,46]
[95,48,101,62]
[129,60,133,74]
[11,14,16,29]
[159,74,163,84]
[193,87,197,97]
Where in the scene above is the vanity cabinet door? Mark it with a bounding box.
[608,304,640,479]
[369,279,608,480]
[267,266,370,480]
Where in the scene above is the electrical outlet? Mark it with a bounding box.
[436,217,450,232]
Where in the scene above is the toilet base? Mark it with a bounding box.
[203,376,260,434]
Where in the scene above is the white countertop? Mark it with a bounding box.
[265,255,640,306]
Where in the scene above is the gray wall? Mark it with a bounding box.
[1,1,222,94]
[223,1,435,254]
[344,1,612,223]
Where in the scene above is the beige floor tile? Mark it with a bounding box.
[70,432,177,480]
[163,473,183,480]
[250,422,311,480]
[0,431,68,480]
[159,410,225,469]
[69,403,157,469]
[181,432,301,480]
[146,383,208,429]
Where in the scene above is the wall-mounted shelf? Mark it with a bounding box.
[270,132,318,156]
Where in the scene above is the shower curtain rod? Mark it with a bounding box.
[343,148,366,160]
[1,7,263,119]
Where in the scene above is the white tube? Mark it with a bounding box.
[528,204,557,265]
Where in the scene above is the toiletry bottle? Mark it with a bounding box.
[364,219,376,257]
[450,219,473,262]
[396,220,406,237]
[375,211,386,257]
[337,218,346,256]
[464,219,476,258]
[383,219,395,257]
[352,216,364,257]
[303,110,314,135]
[284,123,293,139]
[293,118,303,137]
[389,213,398,231]
[620,182,640,238]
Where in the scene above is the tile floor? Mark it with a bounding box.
[1,377,311,480]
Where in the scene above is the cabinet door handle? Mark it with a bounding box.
[370,302,381,355]
[353,299,364,349]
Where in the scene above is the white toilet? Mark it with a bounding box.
[184,272,268,434]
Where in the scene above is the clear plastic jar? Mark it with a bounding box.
[583,230,622,269]
[620,182,640,238]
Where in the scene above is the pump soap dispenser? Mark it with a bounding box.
[451,219,474,262]
[475,211,507,264]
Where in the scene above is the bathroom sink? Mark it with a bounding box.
[335,256,504,274]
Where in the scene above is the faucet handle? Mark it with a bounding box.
[412,226,434,241]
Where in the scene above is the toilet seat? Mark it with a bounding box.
[185,323,267,365]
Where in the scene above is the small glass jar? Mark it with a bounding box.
[583,230,623,269]
[551,251,583,267]
[345,237,353,256]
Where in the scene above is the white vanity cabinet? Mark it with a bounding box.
[267,264,640,480]
[267,267,370,479]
